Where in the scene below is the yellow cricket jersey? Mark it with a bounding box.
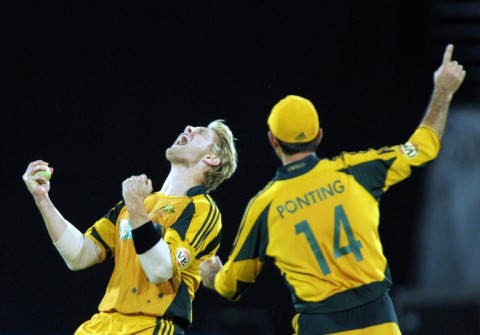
[84,185,222,328]
[215,126,440,313]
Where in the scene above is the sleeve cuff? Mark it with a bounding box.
[131,222,161,254]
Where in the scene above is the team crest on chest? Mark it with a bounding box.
[160,205,175,214]
[119,219,133,240]
[175,248,192,269]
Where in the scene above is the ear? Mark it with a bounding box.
[202,154,221,167]
[316,128,323,146]
[268,131,280,148]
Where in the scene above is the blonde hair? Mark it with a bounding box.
[205,120,238,191]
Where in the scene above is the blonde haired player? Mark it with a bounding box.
[23,120,237,334]
[201,45,465,334]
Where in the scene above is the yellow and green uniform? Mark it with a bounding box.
[78,185,221,334]
[214,126,440,334]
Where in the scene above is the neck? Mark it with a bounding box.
[160,165,204,196]
[281,152,313,166]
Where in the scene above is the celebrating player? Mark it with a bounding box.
[200,44,465,334]
[23,120,237,334]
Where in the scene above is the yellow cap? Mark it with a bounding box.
[267,95,320,143]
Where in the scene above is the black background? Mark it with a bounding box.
[1,1,473,334]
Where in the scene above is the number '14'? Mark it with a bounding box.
[295,205,363,276]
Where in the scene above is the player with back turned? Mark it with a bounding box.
[200,44,466,335]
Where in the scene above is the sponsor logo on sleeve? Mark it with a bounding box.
[175,248,192,270]
[399,142,419,159]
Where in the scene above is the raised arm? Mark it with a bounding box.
[122,175,173,284]
[23,160,102,270]
[420,44,466,139]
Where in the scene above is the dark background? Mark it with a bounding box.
[2,1,479,334]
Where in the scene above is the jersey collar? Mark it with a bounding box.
[186,185,207,197]
[274,154,320,181]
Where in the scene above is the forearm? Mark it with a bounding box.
[53,222,101,270]
[132,222,173,283]
[419,44,466,140]
[35,195,100,270]
[211,257,261,301]
[420,88,453,140]
[213,263,243,301]
[125,200,150,229]
[125,196,174,282]
[34,195,67,242]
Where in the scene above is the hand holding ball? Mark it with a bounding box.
[35,166,52,180]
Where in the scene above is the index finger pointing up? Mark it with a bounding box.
[443,44,454,64]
